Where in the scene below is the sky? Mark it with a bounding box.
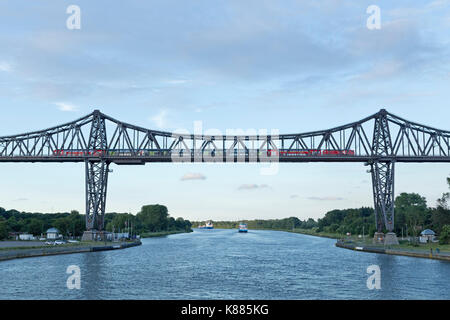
[0,0,450,221]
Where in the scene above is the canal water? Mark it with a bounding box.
[0,229,449,299]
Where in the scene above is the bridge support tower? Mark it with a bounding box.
[370,110,399,245]
[82,110,110,241]
[82,160,110,241]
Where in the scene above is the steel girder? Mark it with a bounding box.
[85,111,109,231]
[1,109,450,162]
[371,161,395,232]
[85,160,109,231]
[371,110,395,232]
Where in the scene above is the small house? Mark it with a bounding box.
[46,228,61,240]
[419,229,436,243]
[114,232,130,240]
[19,234,35,241]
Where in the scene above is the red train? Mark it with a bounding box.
[267,149,355,156]
[53,149,106,156]
[52,149,356,157]
[53,149,147,156]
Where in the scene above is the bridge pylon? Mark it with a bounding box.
[82,111,110,240]
[371,161,395,232]
[370,110,398,244]
[85,160,110,231]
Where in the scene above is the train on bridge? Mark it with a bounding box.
[52,149,356,157]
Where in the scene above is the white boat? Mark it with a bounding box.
[199,221,214,229]
[238,223,248,233]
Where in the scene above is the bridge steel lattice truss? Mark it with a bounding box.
[1,109,449,233]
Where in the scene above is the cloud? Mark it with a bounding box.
[306,196,345,201]
[164,79,189,85]
[352,60,404,81]
[290,194,299,199]
[427,0,450,9]
[180,173,206,181]
[0,1,447,112]
[14,198,29,201]
[238,184,269,190]
[0,61,12,72]
[54,102,79,112]
[150,110,168,129]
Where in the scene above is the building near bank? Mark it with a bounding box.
[419,229,436,243]
[114,232,130,240]
[18,234,35,241]
[46,228,61,240]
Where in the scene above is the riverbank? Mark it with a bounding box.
[284,228,450,262]
[288,228,340,239]
[0,240,142,262]
[336,240,450,262]
[140,229,193,238]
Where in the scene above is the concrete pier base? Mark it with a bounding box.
[81,230,101,241]
[384,232,399,245]
[373,232,385,244]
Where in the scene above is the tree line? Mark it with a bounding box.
[199,218,318,231]
[195,176,450,244]
[2,177,449,243]
[0,204,192,240]
[315,177,450,243]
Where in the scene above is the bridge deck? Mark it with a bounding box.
[0,155,449,163]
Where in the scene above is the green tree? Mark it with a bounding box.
[439,225,450,244]
[105,213,136,233]
[137,205,169,232]
[66,210,85,236]
[7,216,21,232]
[0,217,9,240]
[303,218,318,229]
[27,218,43,236]
[167,217,176,231]
[432,206,450,233]
[395,193,427,236]
[54,217,70,236]
[431,177,450,233]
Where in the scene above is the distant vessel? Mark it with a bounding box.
[198,221,214,229]
[238,222,248,233]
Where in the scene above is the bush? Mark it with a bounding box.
[439,225,450,244]
[0,221,9,240]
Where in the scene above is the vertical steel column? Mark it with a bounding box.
[85,110,109,231]
[85,160,109,231]
[371,161,395,232]
[371,109,395,232]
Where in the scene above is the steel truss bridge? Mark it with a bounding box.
[1,109,449,233]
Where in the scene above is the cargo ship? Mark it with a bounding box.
[198,221,214,229]
[238,222,248,233]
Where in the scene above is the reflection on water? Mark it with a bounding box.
[0,229,449,300]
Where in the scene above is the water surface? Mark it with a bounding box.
[1,229,449,299]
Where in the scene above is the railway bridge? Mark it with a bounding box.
[1,109,449,243]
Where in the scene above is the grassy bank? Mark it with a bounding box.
[270,228,450,254]
[0,240,142,251]
[390,242,450,252]
[289,228,341,239]
[0,240,142,262]
[336,241,450,261]
[140,229,192,238]
[349,239,450,253]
